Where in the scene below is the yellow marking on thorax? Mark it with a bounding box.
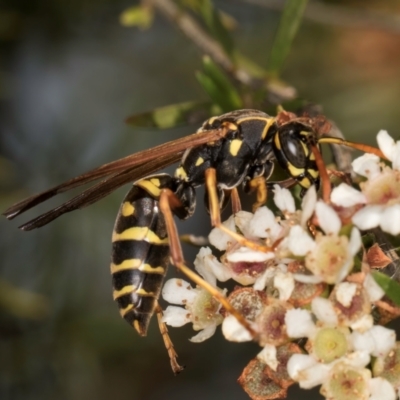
[274,133,282,150]
[113,285,137,300]
[309,151,316,161]
[235,116,274,140]
[207,116,218,126]
[150,178,160,186]
[136,180,161,198]
[121,202,135,217]
[229,139,243,157]
[111,259,165,275]
[261,117,275,139]
[175,166,188,181]
[112,227,169,244]
[195,157,204,166]
[223,121,238,131]
[119,304,134,318]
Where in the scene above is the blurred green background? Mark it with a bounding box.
[0,1,400,399]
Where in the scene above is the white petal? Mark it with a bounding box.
[287,225,316,256]
[189,324,217,343]
[221,315,253,342]
[392,141,400,170]
[274,271,295,301]
[364,273,385,302]
[377,130,395,161]
[316,201,341,234]
[336,257,354,283]
[342,350,371,369]
[350,314,373,333]
[234,211,253,237]
[351,330,375,354]
[226,246,275,263]
[301,185,317,227]
[369,326,396,357]
[369,377,396,400]
[208,215,236,250]
[349,227,362,256]
[162,306,191,327]
[273,185,295,213]
[287,354,317,381]
[311,297,338,326]
[162,278,197,305]
[293,273,322,284]
[253,266,278,291]
[297,363,331,389]
[380,204,400,235]
[194,247,231,286]
[352,205,384,230]
[352,153,381,178]
[287,355,330,389]
[335,282,358,307]
[331,183,367,207]
[257,344,278,371]
[285,309,315,338]
[248,206,282,240]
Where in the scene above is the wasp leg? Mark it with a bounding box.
[266,177,297,191]
[246,176,267,212]
[159,189,257,337]
[180,234,209,247]
[205,168,275,253]
[155,302,184,375]
[318,137,386,159]
[230,187,242,214]
[310,144,331,203]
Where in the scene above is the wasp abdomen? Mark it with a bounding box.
[111,179,170,336]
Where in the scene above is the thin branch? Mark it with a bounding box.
[150,0,254,85]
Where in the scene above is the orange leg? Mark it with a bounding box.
[155,303,184,375]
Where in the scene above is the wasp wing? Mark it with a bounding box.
[4,127,227,226]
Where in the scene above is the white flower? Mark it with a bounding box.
[351,325,396,358]
[369,377,396,400]
[221,314,252,342]
[246,206,282,240]
[376,129,400,170]
[193,247,231,287]
[273,185,295,214]
[331,183,367,208]
[351,131,400,235]
[286,225,316,256]
[162,278,224,342]
[285,308,316,338]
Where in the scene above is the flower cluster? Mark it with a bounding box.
[161,130,400,400]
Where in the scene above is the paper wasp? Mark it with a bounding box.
[3,109,385,373]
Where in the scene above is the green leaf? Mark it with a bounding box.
[197,0,235,59]
[120,5,154,30]
[267,0,308,78]
[371,270,400,306]
[197,56,242,112]
[125,100,215,128]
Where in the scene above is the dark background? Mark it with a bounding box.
[0,1,400,399]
